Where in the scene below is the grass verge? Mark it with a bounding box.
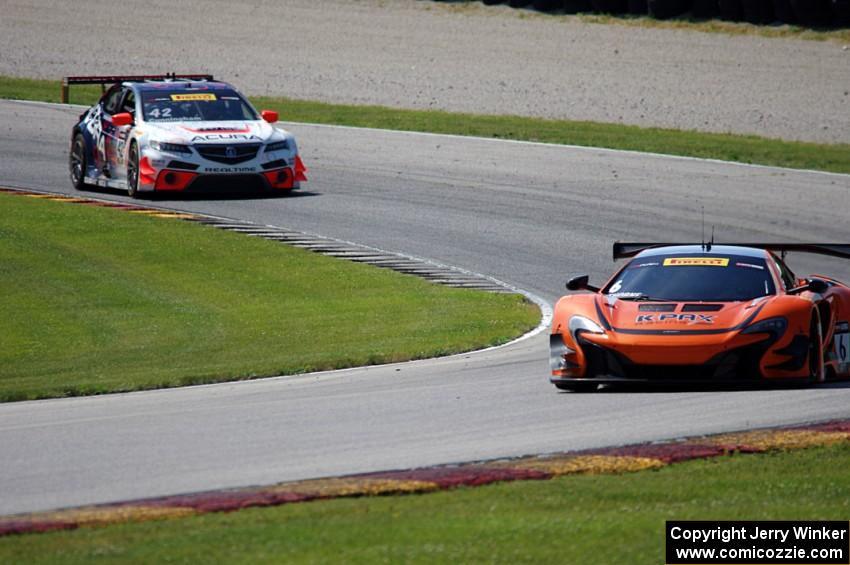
[0,192,539,401]
[3,75,849,174]
[2,442,848,563]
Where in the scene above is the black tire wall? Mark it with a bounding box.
[771,0,796,22]
[790,0,833,26]
[475,0,848,26]
[741,0,773,23]
[834,0,850,26]
[649,0,692,18]
[692,0,720,17]
[533,0,563,10]
[718,0,743,20]
[563,0,594,10]
[592,0,629,12]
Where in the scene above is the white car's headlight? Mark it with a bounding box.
[264,140,289,152]
[150,140,192,154]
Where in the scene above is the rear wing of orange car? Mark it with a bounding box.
[61,73,214,103]
[613,242,850,261]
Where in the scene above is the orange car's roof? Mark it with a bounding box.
[633,245,767,260]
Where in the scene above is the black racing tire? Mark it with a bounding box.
[648,0,689,18]
[834,0,850,26]
[692,0,720,18]
[127,142,141,199]
[807,314,825,385]
[771,0,796,22]
[592,0,629,12]
[69,133,89,190]
[718,0,743,20]
[533,0,563,11]
[741,0,774,23]
[555,382,598,392]
[790,0,832,26]
[563,0,594,13]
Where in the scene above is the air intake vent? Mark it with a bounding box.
[682,304,724,312]
[261,159,288,170]
[167,160,199,171]
[195,143,261,164]
[638,304,676,312]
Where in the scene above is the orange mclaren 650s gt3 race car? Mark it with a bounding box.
[550,243,850,391]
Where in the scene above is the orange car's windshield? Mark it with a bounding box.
[604,254,776,302]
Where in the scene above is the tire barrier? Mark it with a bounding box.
[648,0,692,19]
[467,0,848,26]
[718,0,743,20]
[692,0,720,17]
[563,0,594,12]
[591,0,629,13]
[771,0,796,22]
[533,0,564,11]
[835,0,850,25]
[741,0,774,23]
[791,0,833,26]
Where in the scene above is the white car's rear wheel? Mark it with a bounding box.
[69,134,88,190]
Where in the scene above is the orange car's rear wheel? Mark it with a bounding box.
[808,313,825,384]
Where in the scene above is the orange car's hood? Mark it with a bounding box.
[598,295,768,334]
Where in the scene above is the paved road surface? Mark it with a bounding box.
[1,99,849,514]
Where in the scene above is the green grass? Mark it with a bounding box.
[3,75,849,174]
[2,443,848,563]
[0,193,539,401]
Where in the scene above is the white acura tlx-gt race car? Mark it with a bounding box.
[68,74,306,197]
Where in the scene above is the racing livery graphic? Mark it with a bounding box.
[68,74,306,197]
[550,243,850,391]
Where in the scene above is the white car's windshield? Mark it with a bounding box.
[141,89,257,122]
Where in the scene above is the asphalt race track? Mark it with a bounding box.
[1,99,850,514]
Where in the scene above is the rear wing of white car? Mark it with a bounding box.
[613,242,850,261]
[61,73,214,103]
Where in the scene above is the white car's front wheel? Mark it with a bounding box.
[127,142,141,199]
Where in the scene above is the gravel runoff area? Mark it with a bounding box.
[0,0,848,143]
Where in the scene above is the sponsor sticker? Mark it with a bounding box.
[636,314,716,324]
[663,258,729,267]
[170,94,217,102]
[835,330,849,365]
[735,262,764,270]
